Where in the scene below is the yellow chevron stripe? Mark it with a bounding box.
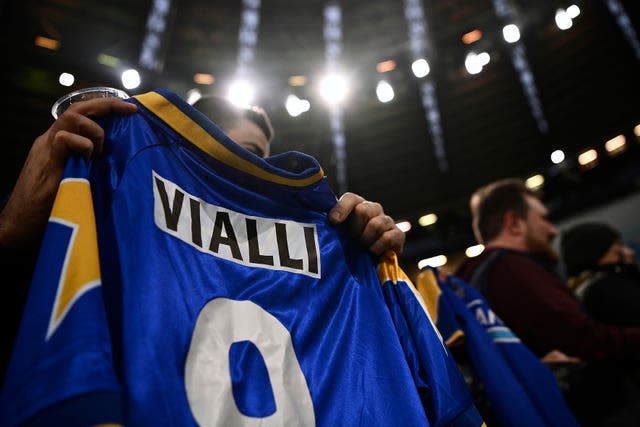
[47,178,101,339]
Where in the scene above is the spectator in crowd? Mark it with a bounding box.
[561,221,640,327]
[454,177,640,427]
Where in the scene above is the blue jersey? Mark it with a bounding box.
[416,268,580,427]
[1,89,483,426]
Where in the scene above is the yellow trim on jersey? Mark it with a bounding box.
[415,267,466,348]
[376,250,412,285]
[415,268,440,321]
[377,251,446,348]
[134,91,324,187]
[445,330,465,347]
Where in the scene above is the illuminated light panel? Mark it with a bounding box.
[323,2,347,194]
[288,75,307,86]
[502,24,520,43]
[411,58,430,78]
[227,80,255,107]
[376,80,394,103]
[465,244,485,258]
[491,0,548,133]
[235,0,261,77]
[462,29,483,45]
[58,72,74,87]
[396,221,412,233]
[121,69,141,90]
[567,4,581,18]
[376,59,397,73]
[603,0,640,61]
[193,73,215,85]
[550,149,565,164]
[418,255,447,269]
[555,9,573,30]
[634,124,640,137]
[465,51,490,75]
[578,149,598,167]
[525,174,545,190]
[319,73,348,105]
[139,0,172,71]
[404,0,447,172]
[97,53,120,67]
[186,89,202,105]
[418,213,438,227]
[285,94,310,117]
[604,134,626,155]
[35,36,59,50]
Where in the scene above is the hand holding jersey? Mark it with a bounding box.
[329,192,405,256]
[0,98,137,251]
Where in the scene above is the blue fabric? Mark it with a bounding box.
[23,392,122,427]
[423,267,580,427]
[378,258,484,427]
[1,89,483,426]
[229,341,276,417]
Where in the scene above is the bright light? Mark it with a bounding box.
[285,94,311,117]
[288,75,307,86]
[97,53,120,67]
[121,69,141,90]
[227,80,255,107]
[502,24,521,43]
[34,35,59,50]
[578,149,598,167]
[396,221,412,233]
[465,244,485,258]
[376,60,396,73]
[477,52,490,66]
[58,72,74,87]
[566,5,581,19]
[418,255,447,269]
[605,134,626,155]
[525,174,545,190]
[418,213,438,227]
[319,74,348,105]
[550,149,565,164]
[465,52,483,75]
[193,73,215,85]
[186,89,202,105]
[555,9,573,30]
[376,80,395,103]
[462,29,483,45]
[635,124,640,137]
[411,59,430,78]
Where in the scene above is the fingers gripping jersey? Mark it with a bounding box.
[0,89,483,427]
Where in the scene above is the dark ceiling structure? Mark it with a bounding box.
[1,0,639,271]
